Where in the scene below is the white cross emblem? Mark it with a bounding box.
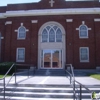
[49,0,55,7]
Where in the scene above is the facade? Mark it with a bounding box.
[0,0,100,69]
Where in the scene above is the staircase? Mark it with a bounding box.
[0,69,100,100]
[35,69,66,76]
[0,84,100,100]
[0,84,74,100]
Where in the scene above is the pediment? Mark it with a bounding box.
[38,0,67,8]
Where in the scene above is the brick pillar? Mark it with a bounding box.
[31,20,38,67]
[4,21,12,61]
[66,19,74,65]
[0,33,4,62]
[94,19,100,69]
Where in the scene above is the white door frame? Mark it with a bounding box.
[41,49,62,69]
[38,21,66,69]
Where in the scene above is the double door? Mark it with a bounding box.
[41,49,62,69]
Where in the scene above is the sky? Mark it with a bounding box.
[0,0,40,6]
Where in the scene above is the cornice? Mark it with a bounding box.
[0,8,100,18]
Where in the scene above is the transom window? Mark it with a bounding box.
[80,47,89,62]
[42,25,62,42]
[16,48,25,62]
[79,25,88,38]
[18,26,26,39]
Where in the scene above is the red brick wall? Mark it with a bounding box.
[94,21,100,67]
[0,0,100,69]
[0,19,5,62]
[0,14,100,69]
[72,16,96,69]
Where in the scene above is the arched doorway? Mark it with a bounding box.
[38,21,66,69]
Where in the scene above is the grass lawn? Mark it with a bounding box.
[0,75,10,78]
[89,74,100,80]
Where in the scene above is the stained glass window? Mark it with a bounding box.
[42,25,62,42]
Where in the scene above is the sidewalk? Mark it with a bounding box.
[0,70,100,86]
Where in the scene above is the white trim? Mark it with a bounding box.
[1,37,4,39]
[15,30,18,32]
[76,28,79,30]
[16,48,25,62]
[0,13,6,19]
[5,21,12,25]
[88,28,91,30]
[82,21,85,25]
[94,19,100,22]
[15,23,29,40]
[41,24,63,42]
[38,21,66,69]
[41,49,62,69]
[39,21,66,35]
[79,25,88,38]
[21,23,23,26]
[17,26,26,40]
[76,21,91,39]
[26,29,29,32]
[79,47,89,63]
[0,8,100,18]
[66,19,73,22]
[31,20,38,23]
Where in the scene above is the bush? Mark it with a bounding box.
[0,62,15,74]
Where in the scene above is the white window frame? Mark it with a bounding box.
[16,48,25,62]
[41,25,62,43]
[17,26,26,40]
[79,25,88,39]
[80,47,89,62]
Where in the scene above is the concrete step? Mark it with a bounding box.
[1,84,100,99]
[0,96,75,100]
[35,69,66,76]
[1,84,99,100]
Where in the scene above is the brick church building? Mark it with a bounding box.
[0,0,100,69]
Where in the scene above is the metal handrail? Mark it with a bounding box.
[0,63,15,100]
[0,63,36,100]
[0,63,15,80]
[66,64,93,100]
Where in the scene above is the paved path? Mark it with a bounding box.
[0,70,100,85]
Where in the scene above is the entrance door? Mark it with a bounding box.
[41,49,62,69]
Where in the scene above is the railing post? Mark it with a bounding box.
[73,80,75,100]
[33,67,34,75]
[15,65,16,84]
[70,75,71,84]
[28,69,29,78]
[3,78,5,100]
[33,67,35,75]
[80,85,82,100]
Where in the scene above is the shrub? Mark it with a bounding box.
[0,62,15,74]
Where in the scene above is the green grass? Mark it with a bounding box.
[89,74,100,80]
[0,75,10,78]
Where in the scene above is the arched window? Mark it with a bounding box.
[18,26,26,39]
[42,25,62,42]
[79,25,88,38]
[56,28,62,42]
[49,28,55,42]
[42,29,48,42]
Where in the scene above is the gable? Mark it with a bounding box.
[0,0,100,18]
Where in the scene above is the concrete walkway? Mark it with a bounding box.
[0,70,100,86]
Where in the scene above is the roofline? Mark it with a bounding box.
[0,8,100,18]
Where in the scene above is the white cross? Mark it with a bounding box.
[49,0,55,7]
